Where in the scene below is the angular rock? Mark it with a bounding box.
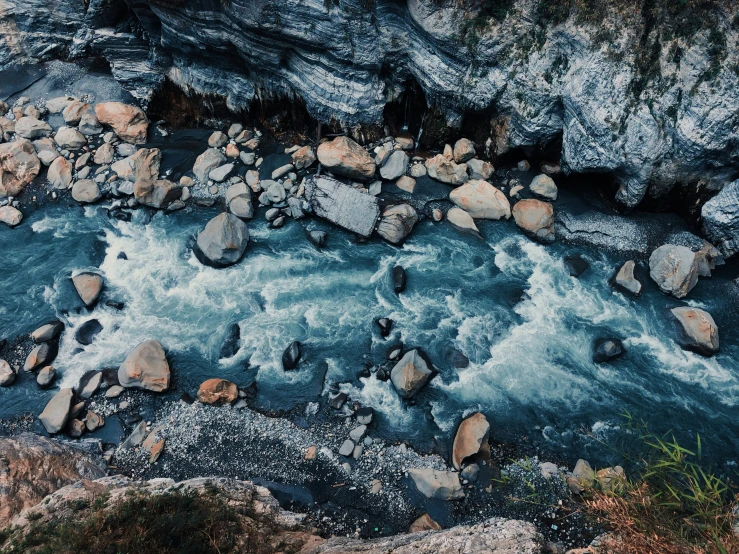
[94,142,115,165]
[379,150,409,180]
[71,179,102,203]
[0,360,15,387]
[376,204,418,244]
[317,136,376,181]
[593,338,625,363]
[409,513,442,533]
[467,158,494,180]
[670,307,719,356]
[0,206,23,227]
[648,244,699,298]
[292,145,316,169]
[62,101,92,125]
[197,378,238,405]
[118,339,170,392]
[195,213,250,267]
[529,174,558,200]
[339,439,355,456]
[564,255,589,277]
[31,321,64,343]
[78,371,102,399]
[78,112,103,135]
[210,163,235,182]
[0,139,40,197]
[282,341,302,370]
[112,148,161,182]
[304,176,380,237]
[94,102,148,144]
[72,272,104,307]
[14,116,52,139]
[452,412,490,470]
[208,131,228,148]
[193,148,226,183]
[611,260,643,296]
[46,96,76,114]
[390,349,432,398]
[38,388,74,434]
[376,318,393,338]
[307,230,327,248]
[54,127,87,150]
[48,157,73,189]
[408,468,464,500]
[425,154,468,186]
[512,199,555,243]
[453,138,475,163]
[449,180,510,220]
[134,178,181,209]
[395,175,416,193]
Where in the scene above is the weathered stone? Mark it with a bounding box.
[23,342,58,372]
[72,272,104,307]
[209,163,235,182]
[36,365,56,388]
[425,154,468,186]
[512,199,555,243]
[453,138,475,163]
[612,260,643,296]
[449,180,510,220]
[31,321,64,343]
[671,307,719,356]
[62,101,92,125]
[304,176,380,237]
[446,207,479,232]
[54,127,87,150]
[85,411,104,431]
[409,513,442,533]
[208,131,228,148]
[0,206,23,227]
[292,145,316,169]
[134,178,181,209]
[78,112,103,135]
[94,102,148,144]
[379,150,409,180]
[0,360,15,387]
[376,203,418,244]
[648,244,699,298]
[0,139,40,197]
[197,378,238,405]
[14,116,52,139]
[529,174,557,200]
[391,349,432,398]
[395,175,416,193]
[272,163,294,180]
[71,179,102,203]
[193,148,226,183]
[317,136,376,181]
[94,142,115,165]
[408,468,464,500]
[452,412,490,470]
[195,213,250,267]
[118,339,170,392]
[38,388,74,434]
[466,158,494,180]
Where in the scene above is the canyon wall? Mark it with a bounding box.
[1,0,738,208]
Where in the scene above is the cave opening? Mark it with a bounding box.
[382,75,428,146]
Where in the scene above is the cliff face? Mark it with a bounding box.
[1,0,738,208]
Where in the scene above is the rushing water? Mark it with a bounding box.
[2,198,739,465]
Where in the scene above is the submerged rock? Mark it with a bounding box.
[452,412,490,470]
[376,318,393,338]
[408,468,464,500]
[449,180,510,220]
[304,176,380,237]
[390,349,432,398]
[376,203,418,244]
[197,378,238,406]
[282,341,302,370]
[512,199,555,243]
[648,244,699,298]
[670,307,719,356]
[219,323,241,359]
[118,339,170,392]
[392,265,406,294]
[38,388,74,434]
[317,136,376,181]
[75,319,103,345]
[592,338,625,363]
[195,213,250,268]
[611,260,643,296]
[564,255,589,277]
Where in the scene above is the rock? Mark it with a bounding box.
[512,199,555,243]
[529,174,558,200]
[72,272,104,307]
[208,131,228,148]
[0,359,15,387]
[377,203,418,244]
[379,150,409,180]
[0,206,23,227]
[450,350,469,368]
[38,388,74,434]
[94,143,115,165]
[31,321,64,343]
[120,420,148,449]
[395,176,415,194]
[71,179,102,203]
[85,411,104,432]
[24,342,58,372]
[118,339,170,392]
[54,127,87,150]
[305,445,318,460]
[0,139,40,197]
[392,266,406,294]
[461,463,481,482]
[37,150,59,166]
[240,152,256,166]
[648,244,699,298]
[593,338,625,363]
[410,163,427,178]
[330,392,348,409]
[339,439,355,456]
[424,154,468,185]
[292,145,316,169]
[702,179,739,258]
[46,96,76,114]
[197,378,238,405]
[446,207,479,232]
[47,157,73,189]
[78,371,102,399]
[409,513,442,533]
[307,230,327,248]
[227,124,243,138]
[112,148,161,182]
[408,468,464,500]
[282,341,302,370]
[106,385,124,398]
[210,163,235,182]
[36,365,56,388]
[356,407,374,425]
[304,176,380,237]
[14,116,52,139]
[317,136,376,181]
[225,143,240,158]
[449,180,510,220]
[94,102,148,144]
[272,163,294,180]
[193,148,227,183]
[265,180,287,203]
[564,255,589,277]
[75,319,103,345]
[453,138,475,163]
[611,260,643,296]
[452,412,490,469]
[78,112,103,135]
[195,213,250,267]
[467,158,494,180]
[541,163,562,175]
[670,307,719,356]
[219,323,241,359]
[134,178,181,209]
[391,349,433,398]
[62,101,91,125]
[376,318,393,338]
[596,466,625,492]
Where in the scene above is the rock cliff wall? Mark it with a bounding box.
[1,0,738,208]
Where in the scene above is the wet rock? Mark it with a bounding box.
[118,339,170,392]
[197,378,238,405]
[376,318,393,338]
[0,206,23,227]
[292,145,316,169]
[36,365,56,388]
[391,349,432,398]
[467,158,494,180]
[307,230,328,248]
[392,265,406,294]
[648,244,699,298]
[356,407,374,425]
[670,307,719,356]
[78,371,102,399]
[71,179,102,203]
[38,388,74,434]
[379,150,409,180]
[208,131,228,148]
[317,136,376,181]
[24,342,58,372]
[408,468,464,500]
[424,154,468,186]
[195,213,250,267]
[72,272,104,308]
[226,182,254,220]
[329,392,348,409]
[304,176,380,237]
[0,139,40,197]
[529,174,557,200]
[592,338,625,363]
[564,255,589,277]
[54,127,87,150]
[31,321,64,343]
[14,116,52,139]
[449,349,469,368]
[75,319,103,345]
[446,207,479,233]
[611,260,643,296]
[240,152,256,166]
[512,199,555,243]
[94,102,148,144]
[449,180,510,220]
[282,341,302,370]
[134,178,181,209]
[0,360,15,387]
[452,412,490,470]
[377,203,418,244]
[193,148,227,183]
[219,323,241,359]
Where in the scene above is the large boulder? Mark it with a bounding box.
[379,150,409,180]
[197,378,238,405]
[316,136,376,181]
[670,307,719,356]
[424,154,468,185]
[648,244,699,298]
[195,213,250,267]
[14,116,52,139]
[94,102,149,144]
[512,199,555,243]
[0,139,41,197]
[47,157,73,189]
[702,179,739,258]
[118,339,170,392]
[304,176,380,237]
[72,272,104,307]
[449,180,510,220]
[390,349,433,398]
[193,148,226,183]
[71,179,102,204]
[408,468,464,500]
[0,206,23,227]
[452,412,490,470]
[54,127,87,150]
[38,388,74,434]
[134,178,181,209]
[376,204,418,244]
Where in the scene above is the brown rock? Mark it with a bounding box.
[317,136,376,181]
[94,102,149,144]
[0,139,41,197]
[376,203,418,244]
[453,138,475,163]
[38,388,74,434]
[409,513,442,533]
[225,143,240,158]
[390,349,432,398]
[197,378,238,406]
[85,411,104,432]
[118,339,170,392]
[424,154,468,186]
[446,207,479,233]
[62,101,92,125]
[47,156,73,189]
[305,445,318,460]
[292,145,316,170]
[71,179,102,204]
[452,412,490,470]
[0,206,23,227]
[671,306,719,356]
[512,199,555,243]
[149,439,165,463]
[449,180,510,220]
[134,178,181,209]
[72,272,104,307]
[396,175,416,193]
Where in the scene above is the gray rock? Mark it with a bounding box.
[339,439,354,457]
[379,150,408,180]
[408,468,464,500]
[376,203,418,244]
[14,116,52,139]
[239,151,255,165]
[317,136,376,181]
[209,163,234,183]
[648,244,699,298]
[612,260,643,296]
[105,385,124,398]
[349,425,367,442]
[390,349,432,398]
[208,131,227,148]
[272,163,294,180]
[120,420,148,450]
[195,212,249,267]
[78,371,102,399]
[54,127,87,150]
[460,463,480,482]
[38,388,74,434]
[529,174,557,200]
[702,180,739,258]
[671,306,719,356]
[466,158,494,180]
[453,138,475,163]
[305,176,380,237]
[118,339,170,392]
[31,321,64,343]
[78,112,103,135]
[71,179,102,203]
[72,272,104,307]
[0,360,15,387]
[36,366,56,388]
[265,181,286,203]
[193,148,226,183]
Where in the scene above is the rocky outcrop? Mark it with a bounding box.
[305,175,380,237]
[702,179,739,258]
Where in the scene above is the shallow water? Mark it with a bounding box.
[2,199,739,465]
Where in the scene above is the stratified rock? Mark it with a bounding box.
[54,127,87,150]
[529,174,557,200]
[392,265,406,294]
[701,179,739,258]
[72,272,104,307]
[317,136,376,181]
[48,157,73,189]
[197,378,238,405]
[408,468,464,500]
[282,341,302,370]
[390,349,432,398]
[304,176,380,237]
[648,244,699,298]
[670,307,719,356]
[449,180,510,220]
[0,139,40,197]
[71,179,102,203]
[452,412,490,470]
[424,154,468,186]
[379,150,409,180]
[193,148,227,183]
[14,116,52,139]
[94,102,149,144]
[409,513,442,533]
[512,199,555,243]
[38,388,74,434]
[453,138,475,163]
[447,207,479,233]
[118,339,170,392]
[292,145,316,169]
[611,260,643,296]
[376,204,418,244]
[593,338,625,363]
[0,360,15,387]
[0,206,23,227]
[23,342,58,372]
[31,321,64,343]
[134,178,181,209]
[195,213,250,267]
